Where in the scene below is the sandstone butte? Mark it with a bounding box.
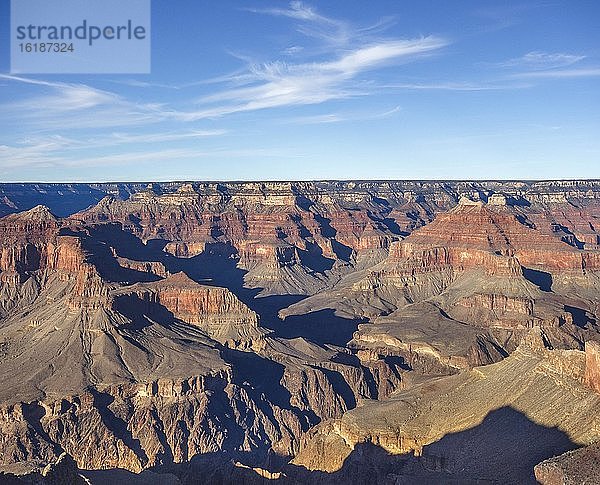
[0,180,599,484]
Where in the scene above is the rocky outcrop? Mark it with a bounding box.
[0,211,111,312]
[115,256,169,278]
[112,272,266,348]
[456,293,534,317]
[0,206,60,274]
[395,201,599,273]
[584,340,600,393]
[534,440,600,485]
[284,198,600,365]
[0,354,402,474]
[0,223,403,476]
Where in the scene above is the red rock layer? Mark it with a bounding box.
[0,209,110,309]
[456,293,534,316]
[112,272,263,347]
[154,273,257,324]
[115,257,169,278]
[526,200,600,250]
[390,202,600,274]
[325,208,393,250]
[389,244,524,277]
[119,272,258,324]
[0,206,60,273]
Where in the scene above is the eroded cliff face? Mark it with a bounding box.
[534,440,600,485]
[0,452,87,485]
[1,181,600,483]
[282,196,600,376]
[72,184,399,297]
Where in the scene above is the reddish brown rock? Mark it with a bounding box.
[398,201,599,273]
[1,182,600,483]
[114,272,266,347]
[456,293,534,320]
[584,340,600,394]
[237,240,299,270]
[115,257,169,278]
[0,206,60,273]
[151,272,256,321]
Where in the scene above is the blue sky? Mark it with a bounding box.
[0,0,599,182]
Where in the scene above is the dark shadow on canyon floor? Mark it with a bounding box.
[276,309,364,347]
[522,267,553,292]
[564,305,597,329]
[80,406,579,485]
[158,241,361,347]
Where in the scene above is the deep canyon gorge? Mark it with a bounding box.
[0,180,599,484]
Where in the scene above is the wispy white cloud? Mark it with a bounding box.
[0,74,172,129]
[327,38,446,72]
[286,113,343,124]
[0,141,287,171]
[0,5,448,130]
[0,129,227,170]
[63,147,290,168]
[0,74,120,111]
[0,74,61,87]
[285,104,401,125]
[248,1,395,48]
[187,5,448,119]
[282,45,304,56]
[382,81,531,91]
[21,129,226,150]
[0,3,450,174]
[22,85,118,112]
[180,37,447,120]
[488,50,599,81]
[248,1,333,24]
[471,3,545,33]
[3,34,434,128]
[511,68,600,79]
[0,142,66,169]
[109,129,227,143]
[496,51,586,70]
[108,79,181,89]
[373,105,402,119]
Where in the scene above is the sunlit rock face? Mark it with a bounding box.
[584,340,600,394]
[0,180,600,483]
